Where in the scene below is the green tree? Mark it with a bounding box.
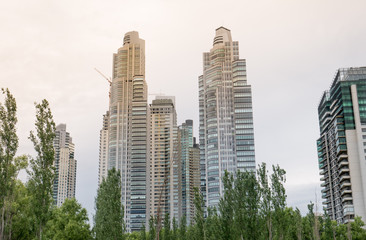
[140,224,146,240]
[94,168,124,240]
[233,170,260,240]
[179,215,186,240]
[294,207,303,240]
[321,212,335,240]
[44,198,92,240]
[219,172,234,240]
[162,212,170,240]
[5,179,34,240]
[148,216,156,240]
[0,88,19,240]
[205,207,221,240]
[27,99,56,239]
[193,187,205,240]
[257,163,273,240]
[126,232,140,240]
[303,202,315,240]
[271,165,287,240]
[351,216,366,240]
[171,217,178,240]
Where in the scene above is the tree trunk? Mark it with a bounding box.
[0,206,5,240]
[8,214,12,240]
[267,217,272,240]
[347,222,352,240]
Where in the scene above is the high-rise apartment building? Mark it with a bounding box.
[199,27,256,207]
[149,97,178,224]
[177,120,200,224]
[187,138,200,222]
[98,111,109,185]
[317,67,366,224]
[99,31,149,231]
[53,124,77,207]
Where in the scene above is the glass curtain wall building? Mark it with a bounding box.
[99,31,149,231]
[199,27,256,207]
[177,120,193,223]
[317,67,366,224]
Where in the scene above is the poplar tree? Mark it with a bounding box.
[148,216,156,240]
[271,165,287,240]
[257,163,272,240]
[27,99,56,239]
[94,168,124,240]
[179,215,186,240]
[193,187,205,240]
[162,212,170,240]
[0,88,19,240]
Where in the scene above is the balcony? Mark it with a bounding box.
[338,153,348,160]
[321,187,329,193]
[339,167,350,175]
[321,181,329,187]
[343,205,354,214]
[339,174,350,183]
[337,144,347,156]
[342,195,353,203]
[341,188,352,196]
[338,160,348,168]
[340,181,351,189]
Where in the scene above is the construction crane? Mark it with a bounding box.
[94,67,112,85]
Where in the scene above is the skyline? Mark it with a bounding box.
[1,0,366,220]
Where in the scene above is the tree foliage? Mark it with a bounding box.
[94,168,124,240]
[0,88,19,239]
[27,99,56,239]
[44,198,92,240]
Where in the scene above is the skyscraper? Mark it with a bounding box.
[317,67,366,224]
[149,97,178,224]
[199,27,256,207]
[98,111,109,185]
[53,123,76,207]
[177,120,200,224]
[99,31,149,231]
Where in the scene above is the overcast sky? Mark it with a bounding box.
[1,0,366,220]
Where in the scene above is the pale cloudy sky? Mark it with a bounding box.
[1,0,366,219]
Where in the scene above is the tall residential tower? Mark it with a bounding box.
[149,97,178,224]
[177,120,200,224]
[199,27,256,207]
[99,31,149,231]
[317,67,366,224]
[53,124,76,207]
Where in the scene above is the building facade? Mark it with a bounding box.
[317,67,366,224]
[53,123,77,207]
[99,31,149,231]
[98,111,109,185]
[177,120,200,224]
[149,97,178,224]
[199,27,256,207]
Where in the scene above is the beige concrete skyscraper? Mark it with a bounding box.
[149,97,178,224]
[199,27,256,207]
[53,123,76,207]
[99,31,149,231]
